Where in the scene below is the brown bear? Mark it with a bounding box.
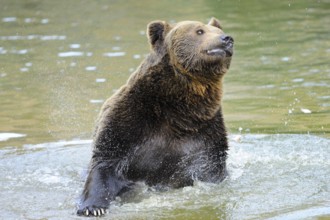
[77,17,234,217]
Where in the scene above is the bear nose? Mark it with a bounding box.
[220,35,234,45]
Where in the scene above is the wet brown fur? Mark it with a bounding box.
[77,18,233,217]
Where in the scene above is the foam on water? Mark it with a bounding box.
[0,133,26,142]
[103,52,126,57]
[69,44,81,49]
[96,78,106,83]
[90,99,104,104]
[85,66,97,71]
[0,35,66,41]
[41,18,49,24]
[2,17,17,22]
[266,206,330,220]
[0,47,7,54]
[22,139,92,150]
[58,51,84,57]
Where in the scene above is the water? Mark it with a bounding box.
[0,0,329,219]
[1,135,329,219]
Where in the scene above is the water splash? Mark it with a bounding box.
[0,134,329,219]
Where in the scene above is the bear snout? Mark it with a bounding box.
[220,35,234,45]
[220,35,234,57]
[206,35,234,57]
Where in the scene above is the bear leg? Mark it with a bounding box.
[77,161,129,217]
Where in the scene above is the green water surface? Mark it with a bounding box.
[1,0,329,147]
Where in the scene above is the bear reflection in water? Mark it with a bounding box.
[77,17,234,217]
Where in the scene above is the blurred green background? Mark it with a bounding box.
[0,0,329,147]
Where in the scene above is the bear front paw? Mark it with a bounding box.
[77,206,106,217]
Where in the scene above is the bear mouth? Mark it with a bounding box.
[206,40,234,57]
[206,47,233,57]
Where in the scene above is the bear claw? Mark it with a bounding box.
[77,207,106,217]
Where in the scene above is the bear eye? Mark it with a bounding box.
[196,29,204,35]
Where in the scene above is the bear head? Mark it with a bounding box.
[147,18,234,78]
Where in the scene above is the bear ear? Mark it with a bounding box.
[208,17,222,29]
[147,20,170,49]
